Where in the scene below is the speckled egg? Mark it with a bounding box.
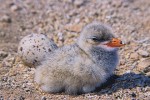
[18,33,58,66]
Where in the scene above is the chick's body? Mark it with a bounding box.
[35,22,119,94]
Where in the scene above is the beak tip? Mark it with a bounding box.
[106,38,125,47]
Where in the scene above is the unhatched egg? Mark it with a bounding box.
[18,33,58,66]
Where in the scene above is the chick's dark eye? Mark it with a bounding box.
[91,37,99,42]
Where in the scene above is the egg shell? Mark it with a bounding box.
[18,33,57,66]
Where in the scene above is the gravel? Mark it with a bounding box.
[0,0,150,99]
[0,51,8,61]
[138,50,149,57]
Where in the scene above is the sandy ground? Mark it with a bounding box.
[0,0,150,99]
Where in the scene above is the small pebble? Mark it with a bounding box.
[41,96,46,100]
[2,54,15,67]
[138,50,149,57]
[19,96,25,100]
[10,5,20,11]
[131,92,136,97]
[0,96,4,100]
[0,15,11,23]
[130,52,139,60]
[0,51,8,60]
[138,58,150,71]
[74,0,85,7]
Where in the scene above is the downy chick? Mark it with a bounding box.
[34,22,124,94]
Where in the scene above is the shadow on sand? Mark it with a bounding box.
[94,72,150,94]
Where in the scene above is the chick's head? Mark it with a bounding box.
[78,22,123,52]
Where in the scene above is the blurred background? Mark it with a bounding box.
[0,0,150,99]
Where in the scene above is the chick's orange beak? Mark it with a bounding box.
[105,38,125,47]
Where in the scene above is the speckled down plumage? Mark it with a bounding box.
[35,23,119,94]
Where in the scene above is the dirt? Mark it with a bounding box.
[0,0,150,100]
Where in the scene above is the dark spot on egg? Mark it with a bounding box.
[20,47,23,51]
[27,51,30,55]
[43,47,46,50]
[34,59,38,62]
[41,38,45,40]
[32,52,35,55]
[33,45,36,48]
[36,46,39,48]
[48,48,51,52]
